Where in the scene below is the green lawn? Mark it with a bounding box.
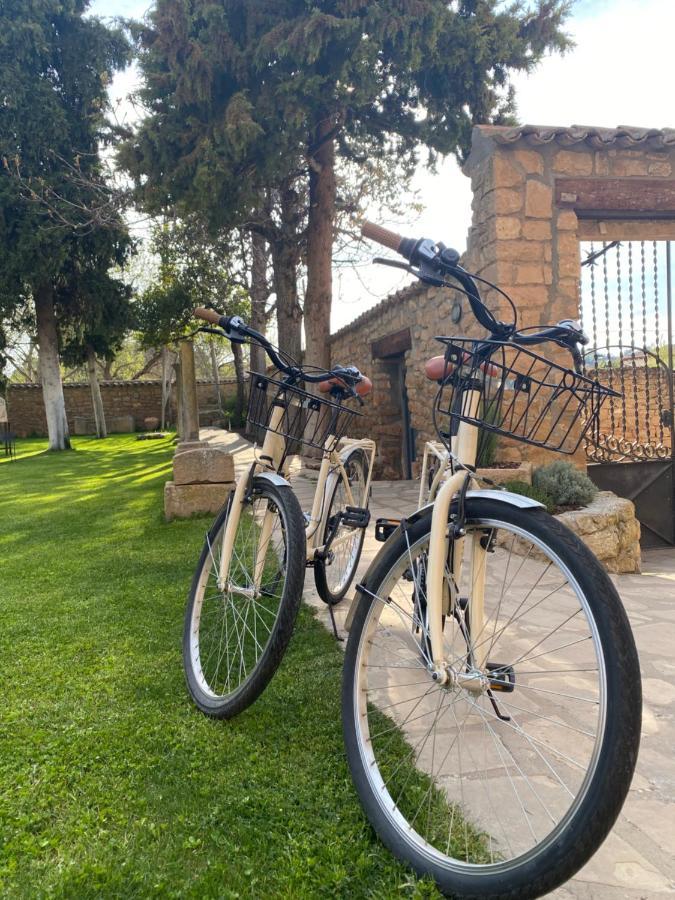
[0,435,441,898]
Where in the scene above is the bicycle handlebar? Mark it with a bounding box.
[360,220,589,370]
[193,309,367,389]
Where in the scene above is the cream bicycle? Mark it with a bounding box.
[183,309,375,718]
[343,222,642,899]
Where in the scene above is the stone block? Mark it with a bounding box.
[493,188,523,215]
[513,149,544,175]
[164,481,233,521]
[522,220,551,241]
[514,263,544,284]
[492,155,523,188]
[73,415,96,436]
[648,161,672,176]
[494,240,545,262]
[556,210,578,231]
[174,440,208,454]
[173,446,235,485]
[493,216,522,240]
[144,417,160,430]
[109,415,135,433]
[524,180,552,219]
[611,157,649,177]
[552,150,593,176]
[478,462,532,486]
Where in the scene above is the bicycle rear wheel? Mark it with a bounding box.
[342,497,641,899]
[314,448,369,605]
[183,476,306,718]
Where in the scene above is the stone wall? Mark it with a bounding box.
[6,379,238,437]
[330,283,459,478]
[556,492,641,574]
[332,124,675,477]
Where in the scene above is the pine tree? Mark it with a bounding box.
[0,0,130,448]
[121,0,571,369]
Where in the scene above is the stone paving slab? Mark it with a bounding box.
[200,430,675,899]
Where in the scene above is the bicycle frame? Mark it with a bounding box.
[217,401,375,592]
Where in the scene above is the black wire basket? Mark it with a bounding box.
[247,373,360,454]
[433,338,621,458]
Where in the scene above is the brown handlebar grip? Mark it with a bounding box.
[361,220,403,253]
[194,307,222,325]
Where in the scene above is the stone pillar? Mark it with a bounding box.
[179,339,200,442]
[463,130,588,467]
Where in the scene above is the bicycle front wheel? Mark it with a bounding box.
[183,476,306,719]
[314,448,369,605]
[342,497,641,899]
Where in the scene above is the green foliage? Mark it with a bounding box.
[0,435,449,897]
[504,479,555,514]
[477,399,502,467]
[0,0,132,371]
[221,392,247,429]
[135,219,250,348]
[532,460,598,508]
[120,0,572,230]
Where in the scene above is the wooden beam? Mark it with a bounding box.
[371,327,412,359]
[556,177,675,219]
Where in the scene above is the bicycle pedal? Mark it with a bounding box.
[343,506,371,529]
[375,517,400,542]
[486,661,516,693]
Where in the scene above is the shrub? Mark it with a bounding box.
[477,399,501,467]
[504,479,555,514]
[532,460,597,509]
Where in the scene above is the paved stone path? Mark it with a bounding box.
[201,430,675,899]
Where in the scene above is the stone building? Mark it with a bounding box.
[332,124,675,479]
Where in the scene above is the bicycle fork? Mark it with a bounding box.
[425,389,489,686]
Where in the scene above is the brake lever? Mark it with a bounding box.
[198,326,228,337]
[373,257,413,272]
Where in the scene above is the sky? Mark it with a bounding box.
[89,0,675,331]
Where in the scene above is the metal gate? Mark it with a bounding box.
[580,240,675,547]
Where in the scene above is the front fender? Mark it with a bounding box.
[255,471,291,489]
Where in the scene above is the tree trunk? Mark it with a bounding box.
[231,341,246,428]
[86,345,107,438]
[179,339,200,441]
[271,184,303,364]
[272,239,302,364]
[34,284,70,450]
[160,347,169,431]
[250,231,269,375]
[174,360,183,439]
[304,117,336,371]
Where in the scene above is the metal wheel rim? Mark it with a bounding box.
[351,518,608,876]
[189,494,287,699]
[324,459,366,595]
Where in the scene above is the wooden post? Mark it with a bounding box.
[86,346,107,438]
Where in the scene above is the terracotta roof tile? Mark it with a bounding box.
[477,124,675,152]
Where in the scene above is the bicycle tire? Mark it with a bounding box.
[314,448,369,606]
[183,476,306,718]
[342,496,641,899]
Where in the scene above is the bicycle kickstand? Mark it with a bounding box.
[327,604,344,642]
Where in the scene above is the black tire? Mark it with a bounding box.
[342,497,641,899]
[183,477,306,719]
[314,448,369,606]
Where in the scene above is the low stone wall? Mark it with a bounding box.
[555,491,641,574]
[503,490,640,574]
[6,379,238,437]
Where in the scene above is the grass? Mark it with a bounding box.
[0,435,443,898]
